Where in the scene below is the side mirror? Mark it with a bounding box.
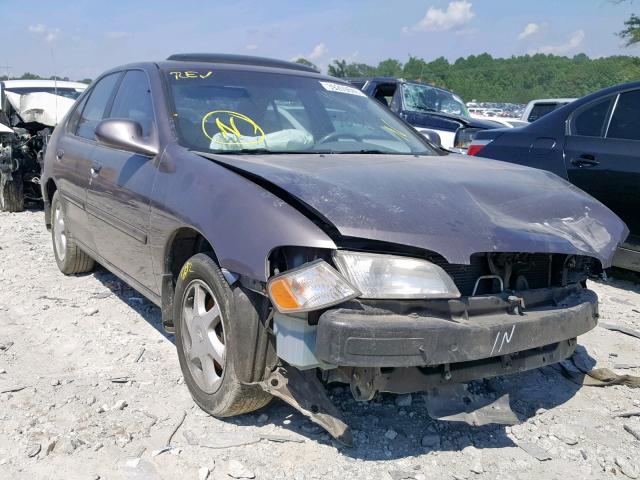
[95,119,158,157]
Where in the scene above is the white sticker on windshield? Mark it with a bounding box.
[319,81,367,97]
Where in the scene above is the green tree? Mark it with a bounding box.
[328,59,348,77]
[377,58,403,77]
[402,56,428,80]
[344,63,377,77]
[293,57,318,71]
[18,72,43,80]
[619,13,640,45]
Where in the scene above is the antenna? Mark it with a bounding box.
[50,47,58,124]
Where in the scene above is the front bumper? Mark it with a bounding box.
[315,285,598,368]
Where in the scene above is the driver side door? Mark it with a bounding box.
[85,69,160,293]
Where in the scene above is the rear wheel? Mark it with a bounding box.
[0,171,24,212]
[175,252,271,417]
[51,191,95,274]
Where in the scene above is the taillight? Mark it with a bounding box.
[467,139,492,156]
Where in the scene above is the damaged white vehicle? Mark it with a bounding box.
[0,80,86,211]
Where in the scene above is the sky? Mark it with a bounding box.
[1,0,638,80]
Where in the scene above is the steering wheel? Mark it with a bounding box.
[316,132,362,144]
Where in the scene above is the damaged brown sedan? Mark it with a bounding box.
[41,54,628,445]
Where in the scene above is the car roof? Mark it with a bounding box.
[349,76,459,96]
[526,98,577,104]
[105,54,347,85]
[166,53,319,73]
[1,80,87,90]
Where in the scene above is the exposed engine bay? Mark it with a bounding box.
[0,80,86,211]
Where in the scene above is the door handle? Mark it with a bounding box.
[570,155,599,168]
[90,163,102,176]
[56,149,64,161]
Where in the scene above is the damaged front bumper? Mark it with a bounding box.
[265,284,597,445]
[315,284,597,369]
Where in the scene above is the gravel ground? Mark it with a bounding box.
[1,210,639,480]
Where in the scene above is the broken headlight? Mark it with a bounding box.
[333,251,461,299]
[267,260,360,313]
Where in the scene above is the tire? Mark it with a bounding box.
[0,171,24,212]
[174,252,272,417]
[50,191,95,275]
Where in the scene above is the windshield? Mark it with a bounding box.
[402,83,469,117]
[165,69,435,155]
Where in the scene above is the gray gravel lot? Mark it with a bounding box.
[1,210,639,480]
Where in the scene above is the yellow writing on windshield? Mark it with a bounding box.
[169,71,213,80]
[202,110,266,145]
[381,120,409,140]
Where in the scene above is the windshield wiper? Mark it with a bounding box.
[336,149,389,154]
[211,148,275,155]
[201,149,338,155]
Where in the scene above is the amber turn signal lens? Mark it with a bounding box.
[268,277,300,311]
[267,260,360,313]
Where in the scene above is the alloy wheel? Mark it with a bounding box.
[181,279,226,394]
[53,201,67,262]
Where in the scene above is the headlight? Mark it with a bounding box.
[267,260,360,313]
[453,127,481,153]
[333,251,460,299]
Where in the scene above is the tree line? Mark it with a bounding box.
[4,51,639,104]
[296,53,640,103]
[0,72,92,84]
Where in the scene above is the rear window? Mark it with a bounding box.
[571,98,612,137]
[607,90,640,141]
[527,103,567,122]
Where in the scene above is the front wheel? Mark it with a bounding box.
[174,253,271,417]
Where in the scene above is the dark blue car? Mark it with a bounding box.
[469,81,640,272]
[348,77,499,153]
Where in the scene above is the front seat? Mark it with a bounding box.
[374,92,389,107]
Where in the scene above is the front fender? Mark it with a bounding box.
[149,145,336,284]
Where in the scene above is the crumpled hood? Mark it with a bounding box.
[200,152,628,267]
[403,110,499,132]
[5,91,76,127]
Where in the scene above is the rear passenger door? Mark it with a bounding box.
[564,90,639,243]
[85,69,159,293]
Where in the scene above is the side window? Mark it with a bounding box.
[67,94,89,134]
[607,90,640,141]
[109,70,155,137]
[76,73,121,140]
[571,98,611,137]
[389,85,402,111]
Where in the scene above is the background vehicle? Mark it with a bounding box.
[469,114,529,128]
[347,77,500,152]
[42,54,627,444]
[0,80,86,211]
[521,98,576,122]
[469,81,639,272]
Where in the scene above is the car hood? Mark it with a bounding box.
[198,152,628,266]
[404,111,499,132]
[4,91,76,128]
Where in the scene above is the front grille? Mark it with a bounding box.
[433,253,556,296]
